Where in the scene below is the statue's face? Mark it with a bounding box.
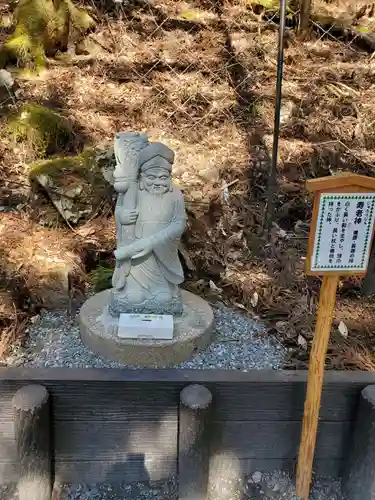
[141,167,171,194]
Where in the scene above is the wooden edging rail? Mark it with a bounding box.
[3,367,375,383]
[3,368,375,500]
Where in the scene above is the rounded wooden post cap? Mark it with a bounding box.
[12,385,49,410]
[362,385,375,403]
[180,384,212,410]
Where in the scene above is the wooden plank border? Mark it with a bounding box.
[1,369,375,485]
[1,368,375,384]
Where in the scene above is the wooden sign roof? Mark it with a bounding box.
[307,173,375,193]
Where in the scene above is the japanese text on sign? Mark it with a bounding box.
[311,193,375,272]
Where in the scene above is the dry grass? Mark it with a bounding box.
[0,212,86,355]
[1,0,375,367]
[0,287,28,358]
[1,213,86,306]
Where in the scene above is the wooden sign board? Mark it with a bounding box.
[306,174,375,276]
[309,193,375,273]
[297,173,375,500]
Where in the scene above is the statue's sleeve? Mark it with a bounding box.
[152,190,186,284]
[170,190,187,238]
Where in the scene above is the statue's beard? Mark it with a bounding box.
[145,185,169,195]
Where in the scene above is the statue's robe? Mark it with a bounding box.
[118,185,186,306]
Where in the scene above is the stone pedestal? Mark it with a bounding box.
[79,289,214,367]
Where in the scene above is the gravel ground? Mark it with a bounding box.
[3,306,340,500]
[0,473,345,499]
[54,479,178,500]
[3,304,286,370]
[209,471,345,500]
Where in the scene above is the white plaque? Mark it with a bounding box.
[118,313,174,340]
[311,193,375,272]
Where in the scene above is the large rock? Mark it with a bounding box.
[29,148,115,224]
[0,213,84,309]
[95,146,116,185]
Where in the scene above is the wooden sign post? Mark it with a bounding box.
[296,173,375,499]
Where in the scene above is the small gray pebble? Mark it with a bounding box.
[252,471,262,484]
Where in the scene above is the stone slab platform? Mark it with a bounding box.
[79,289,214,367]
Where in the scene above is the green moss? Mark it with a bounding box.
[179,9,201,21]
[68,1,95,31]
[249,0,279,8]
[2,0,52,69]
[3,31,46,69]
[88,265,112,292]
[356,25,370,33]
[8,103,73,156]
[248,0,293,12]
[29,148,96,180]
[1,0,95,70]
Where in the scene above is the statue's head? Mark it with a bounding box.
[139,142,174,195]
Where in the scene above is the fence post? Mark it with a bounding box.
[264,0,287,235]
[342,385,375,500]
[179,384,213,500]
[13,384,52,500]
[299,0,312,33]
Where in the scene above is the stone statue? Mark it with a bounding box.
[108,132,186,316]
[79,132,213,365]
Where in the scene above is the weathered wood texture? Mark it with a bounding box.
[13,384,51,500]
[297,275,339,499]
[342,385,375,500]
[179,384,213,500]
[1,369,375,485]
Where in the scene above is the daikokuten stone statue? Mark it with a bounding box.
[108,132,186,316]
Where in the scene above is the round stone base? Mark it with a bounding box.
[79,289,214,367]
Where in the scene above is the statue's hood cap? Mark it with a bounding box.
[139,142,175,168]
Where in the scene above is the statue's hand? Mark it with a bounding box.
[118,209,138,225]
[114,239,153,261]
[114,246,131,260]
[131,242,153,260]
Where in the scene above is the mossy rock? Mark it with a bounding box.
[8,103,73,156]
[0,0,95,70]
[95,145,116,184]
[29,148,114,224]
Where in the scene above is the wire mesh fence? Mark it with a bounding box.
[99,0,375,233]
[104,1,375,167]
[2,0,375,366]
[309,2,375,53]
[107,0,282,140]
[94,0,285,229]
